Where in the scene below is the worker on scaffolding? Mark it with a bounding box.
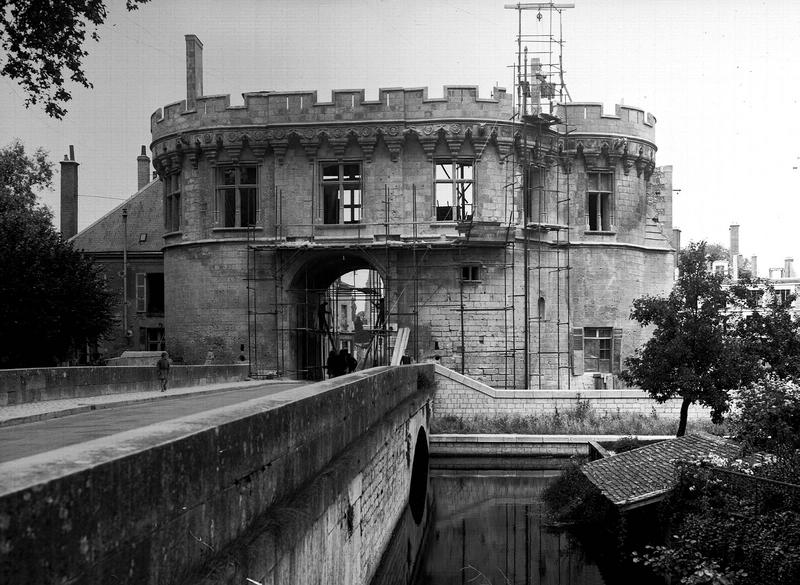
[373,297,386,329]
[318,301,331,333]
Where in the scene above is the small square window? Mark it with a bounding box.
[461,266,481,281]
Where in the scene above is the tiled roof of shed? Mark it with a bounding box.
[582,432,742,509]
[70,179,163,253]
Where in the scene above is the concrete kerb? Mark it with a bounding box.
[0,379,298,428]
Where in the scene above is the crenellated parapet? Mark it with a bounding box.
[151,85,511,137]
[150,86,532,174]
[554,103,658,179]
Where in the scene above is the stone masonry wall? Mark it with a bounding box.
[0,364,434,585]
[0,364,248,406]
[433,364,711,421]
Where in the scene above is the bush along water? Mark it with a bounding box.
[541,461,666,584]
[633,455,800,585]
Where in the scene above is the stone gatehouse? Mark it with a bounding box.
[76,35,677,389]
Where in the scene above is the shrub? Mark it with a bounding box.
[610,436,641,454]
[636,457,800,585]
[542,461,614,525]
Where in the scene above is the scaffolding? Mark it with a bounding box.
[508,1,574,388]
[242,4,575,388]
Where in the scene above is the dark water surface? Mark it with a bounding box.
[413,470,606,585]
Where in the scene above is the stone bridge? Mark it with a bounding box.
[0,365,434,585]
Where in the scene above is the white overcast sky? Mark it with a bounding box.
[3,0,800,276]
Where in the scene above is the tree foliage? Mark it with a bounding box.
[0,139,115,367]
[633,457,800,585]
[0,1,149,118]
[621,241,800,436]
[621,242,743,435]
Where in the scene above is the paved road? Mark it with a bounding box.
[0,381,301,464]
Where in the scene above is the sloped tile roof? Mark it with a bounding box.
[582,432,742,509]
[70,179,164,253]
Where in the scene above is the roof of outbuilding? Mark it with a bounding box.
[70,179,164,254]
[582,432,742,510]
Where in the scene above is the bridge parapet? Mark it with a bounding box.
[0,365,434,585]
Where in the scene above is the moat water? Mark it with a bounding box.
[374,467,664,585]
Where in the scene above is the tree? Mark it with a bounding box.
[0,139,115,367]
[1,1,149,119]
[729,279,800,380]
[621,242,752,436]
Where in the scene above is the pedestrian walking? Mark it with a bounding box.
[157,352,170,392]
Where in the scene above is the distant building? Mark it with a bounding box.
[73,35,677,388]
[68,148,165,360]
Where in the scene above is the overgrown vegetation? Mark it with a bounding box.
[542,462,614,525]
[633,457,800,585]
[431,407,724,436]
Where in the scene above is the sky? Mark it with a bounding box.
[3,0,800,276]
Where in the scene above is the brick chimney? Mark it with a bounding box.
[785,257,794,279]
[729,224,740,256]
[185,34,204,111]
[60,145,79,240]
[137,145,150,190]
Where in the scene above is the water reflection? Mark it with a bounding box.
[414,470,606,585]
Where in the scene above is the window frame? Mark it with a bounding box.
[320,161,363,225]
[583,327,613,373]
[140,327,166,351]
[460,265,482,282]
[586,170,614,232]
[214,164,260,228]
[164,172,181,232]
[434,159,475,222]
[526,166,546,224]
[135,272,165,315]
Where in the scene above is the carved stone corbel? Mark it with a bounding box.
[271,140,289,165]
[418,135,439,161]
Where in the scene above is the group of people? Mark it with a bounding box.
[326,348,358,378]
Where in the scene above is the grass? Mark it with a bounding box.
[430,404,726,437]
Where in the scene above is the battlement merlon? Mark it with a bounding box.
[555,103,656,143]
[150,86,513,139]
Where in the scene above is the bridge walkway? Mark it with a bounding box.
[0,379,302,463]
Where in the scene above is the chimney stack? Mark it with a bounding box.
[729,224,740,280]
[785,257,794,279]
[60,145,79,240]
[185,34,204,111]
[137,145,150,190]
[729,224,740,256]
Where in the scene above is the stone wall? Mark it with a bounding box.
[433,364,711,421]
[0,364,435,585]
[0,364,249,406]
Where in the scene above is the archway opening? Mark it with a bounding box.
[409,427,429,525]
[286,252,386,380]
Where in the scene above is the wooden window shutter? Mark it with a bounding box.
[571,327,584,375]
[612,328,623,374]
[135,273,146,313]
